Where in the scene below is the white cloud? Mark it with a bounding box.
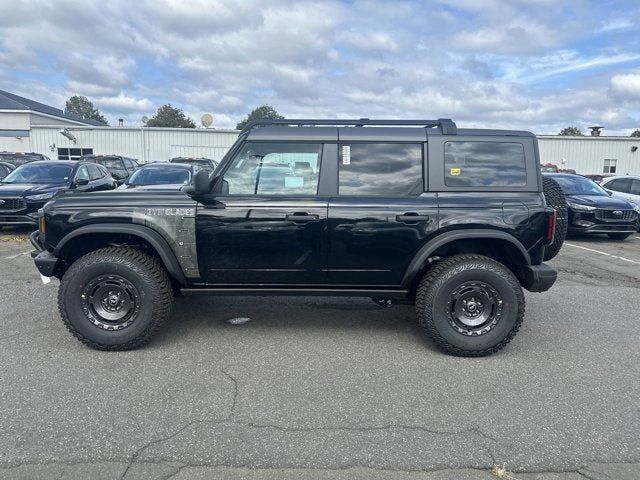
[610,72,640,101]
[94,92,153,112]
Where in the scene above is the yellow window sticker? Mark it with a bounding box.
[450,167,461,176]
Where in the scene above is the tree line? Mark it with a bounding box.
[63,95,640,136]
[64,95,283,130]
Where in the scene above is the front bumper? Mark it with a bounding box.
[0,213,38,226]
[569,209,639,234]
[523,263,557,293]
[30,230,58,277]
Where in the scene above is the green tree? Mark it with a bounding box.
[631,129,640,137]
[558,126,584,136]
[236,105,284,130]
[64,95,108,124]
[145,104,196,128]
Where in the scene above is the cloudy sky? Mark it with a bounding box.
[1,0,639,134]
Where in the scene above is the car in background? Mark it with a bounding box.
[583,173,614,183]
[80,154,138,185]
[0,161,15,180]
[0,160,116,227]
[0,151,51,168]
[169,156,218,171]
[540,163,559,172]
[118,162,198,191]
[600,175,640,208]
[544,173,639,240]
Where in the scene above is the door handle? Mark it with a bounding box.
[396,213,431,224]
[285,212,320,222]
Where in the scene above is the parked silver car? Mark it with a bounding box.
[600,175,640,208]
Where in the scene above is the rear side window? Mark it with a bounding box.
[339,143,423,196]
[444,142,526,187]
[631,180,640,195]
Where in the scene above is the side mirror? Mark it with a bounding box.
[183,169,210,196]
[74,178,90,187]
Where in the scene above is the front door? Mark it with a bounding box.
[197,142,328,285]
[327,142,438,286]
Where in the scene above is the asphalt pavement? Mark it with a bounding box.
[0,231,639,479]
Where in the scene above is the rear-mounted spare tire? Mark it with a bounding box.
[542,176,567,261]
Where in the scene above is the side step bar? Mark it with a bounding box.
[181,287,410,298]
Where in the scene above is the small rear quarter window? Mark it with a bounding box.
[444,141,526,187]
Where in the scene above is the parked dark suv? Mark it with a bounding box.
[80,154,138,185]
[545,173,639,240]
[0,151,51,167]
[31,119,562,356]
[169,156,218,171]
[0,160,116,227]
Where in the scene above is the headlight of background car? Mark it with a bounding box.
[567,202,596,211]
[26,192,55,201]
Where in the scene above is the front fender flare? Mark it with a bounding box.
[54,224,188,285]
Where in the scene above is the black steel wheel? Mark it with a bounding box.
[415,254,525,357]
[58,247,173,350]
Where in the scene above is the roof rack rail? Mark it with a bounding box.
[241,118,457,135]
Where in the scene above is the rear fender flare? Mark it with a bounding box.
[401,229,531,288]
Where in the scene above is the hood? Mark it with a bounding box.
[567,194,636,209]
[0,182,69,197]
[117,183,186,192]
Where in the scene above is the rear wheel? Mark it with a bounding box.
[58,247,173,350]
[415,254,525,357]
[542,176,567,261]
[608,233,631,240]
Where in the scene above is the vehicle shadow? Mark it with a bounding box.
[152,295,435,351]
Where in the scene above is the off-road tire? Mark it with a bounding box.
[415,254,525,357]
[542,176,567,261]
[58,247,173,350]
[608,233,631,240]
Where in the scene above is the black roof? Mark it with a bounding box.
[21,160,79,166]
[139,162,193,170]
[0,89,106,126]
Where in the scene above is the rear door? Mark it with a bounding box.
[197,141,330,285]
[327,140,438,286]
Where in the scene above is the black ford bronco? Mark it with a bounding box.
[31,119,565,356]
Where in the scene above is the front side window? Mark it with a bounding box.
[603,159,617,174]
[605,178,631,193]
[444,142,526,187]
[553,175,608,196]
[339,143,423,196]
[75,166,90,182]
[222,142,321,195]
[88,164,102,180]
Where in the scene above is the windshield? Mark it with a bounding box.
[552,175,608,196]
[91,157,124,169]
[2,163,72,184]
[127,166,191,186]
[0,153,43,166]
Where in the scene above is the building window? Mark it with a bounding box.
[58,147,93,161]
[603,159,617,174]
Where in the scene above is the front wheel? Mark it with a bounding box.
[415,254,525,357]
[608,233,631,240]
[58,247,173,350]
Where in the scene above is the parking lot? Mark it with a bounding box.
[0,230,639,479]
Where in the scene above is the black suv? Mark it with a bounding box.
[0,151,51,167]
[80,154,138,185]
[169,156,218,171]
[31,119,562,356]
[0,160,116,227]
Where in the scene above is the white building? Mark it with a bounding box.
[2,89,639,172]
[537,135,640,176]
